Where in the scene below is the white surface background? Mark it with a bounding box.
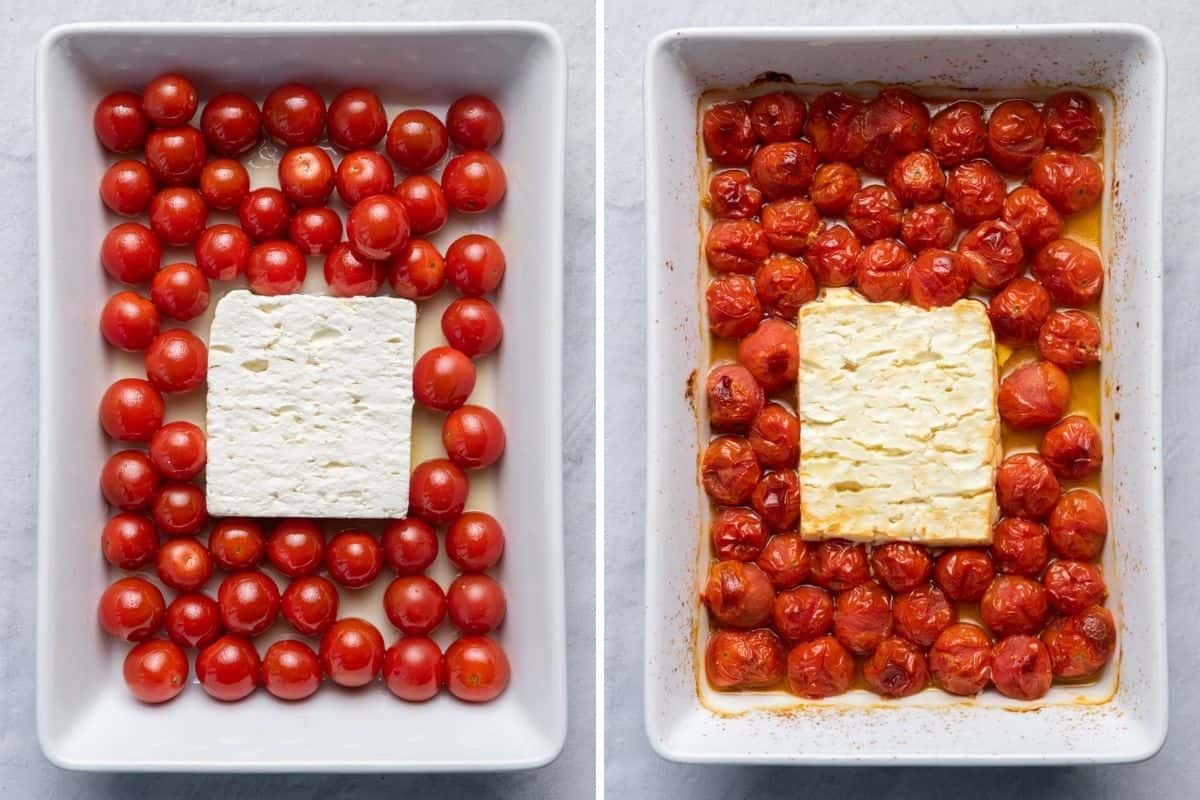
[2,0,594,796]
[605,2,1197,798]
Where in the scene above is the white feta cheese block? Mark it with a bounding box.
[206,290,416,518]
[798,288,1000,546]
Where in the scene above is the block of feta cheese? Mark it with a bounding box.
[206,290,416,518]
[798,288,1000,546]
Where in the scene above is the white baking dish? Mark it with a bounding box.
[644,24,1166,765]
[37,21,566,772]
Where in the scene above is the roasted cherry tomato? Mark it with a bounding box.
[706,169,764,219]
[150,263,210,321]
[200,92,261,156]
[934,548,995,603]
[701,436,761,505]
[749,91,806,142]
[806,224,862,286]
[384,575,448,636]
[1042,91,1103,153]
[394,175,449,236]
[1040,416,1103,480]
[786,635,854,698]
[442,297,502,358]
[101,159,156,215]
[928,101,987,167]
[761,198,820,254]
[855,238,912,302]
[336,149,395,205]
[327,87,387,151]
[101,222,161,284]
[702,102,756,165]
[833,581,894,655]
[142,73,197,127]
[749,470,801,532]
[267,519,325,578]
[100,449,160,511]
[445,233,504,295]
[755,533,811,589]
[261,639,322,701]
[101,512,159,570]
[987,99,1046,173]
[289,207,343,255]
[804,91,866,164]
[988,277,1053,346]
[1038,310,1101,371]
[320,617,385,688]
[165,592,222,649]
[991,634,1053,700]
[280,575,339,636]
[998,360,1071,429]
[446,574,506,634]
[892,584,955,647]
[156,537,212,591]
[990,518,1049,577]
[196,635,261,701]
[123,639,189,704]
[323,243,384,297]
[94,91,150,152]
[144,126,207,185]
[959,219,1023,289]
[1033,239,1105,307]
[444,635,510,702]
[278,146,335,207]
[810,161,861,216]
[705,218,769,274]
[710,506,767,562]
[413,345,476,411]
[870,542,933,594]
[199,159,251,210]
[705,628,786,690]
[383,517,441,574]
[194,223,251,281]
[929,623,992,696]
[144,329,207,394]
[900,203,957,253]
[863,636,928,698]
[149,420,206,481]
[442,405,506,469]
[383,637,444,701]
[887,150,945,206]
[706,275,762,339]
[845,185,903,243]
[736,318,798,392]
[247,241,307,295]
[101,291,159,351]
[99,378,164,441]
[209,518,266,572]
[262,83,325,147]
[944,159,1006,225]
[409,459,469,525]
[1002,187,1063,251]
[1029,150,1103,215]
[446,94,504,151]
[749,141,818,200]
[706,364,764,431]
[995,453,1060,520]
[1043,560,1107,615]
[908,248,970,308]
[1048,489,1107,560]
[748,403,800,469]
[811,540,870,592]
[386,108,448,171]
[442,151,506,213]
[98,576,165,641]
[981,575,1048,638]
[773,585,833,642]
[444,512,504,572]
[217,570,280,637]
[1041,604,1116,678]
[858,88,930,175]
[702,560,774,628]
[389,238,447,300]
[238,187,291,241]
[325,530,384,589]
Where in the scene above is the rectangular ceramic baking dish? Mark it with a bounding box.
[644,24,1166,765]
[37,21,566,772]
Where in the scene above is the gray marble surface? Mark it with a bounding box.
[604,1,1198,798]
[1,1,594,797]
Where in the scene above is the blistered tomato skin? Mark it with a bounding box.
[707,170,764,219]
[750,141,818,200]
[1033,239,1105,308]
[944,159,1007,226]
[1040,416,1103,480]
[845,185,903,243]
[1039,310,1101,371]
[101,291,160,351]
[755,255,816,318]
[928,101,987,167]
[749,470,801,532]
[101,160,156,215]
[1048,489,1108,560]
[706,364,764,431]
[833,581,893,655]
[761,198,820,254]
[195,224,251,281]
[701,435,760,506]
[857,88,930,176]
[102,513,159,570]
[987,99,1046,174]
[929,623,992,696]
[805,91,866,164]
[1043,560,1107,615]
[1002,187,1063,251]
[755,533,811,589]
[442,151,506,213]
[959,219,1024,290]
[705,629,786,690]
[710,506,767,562]
[934,548,995,603]
[773,585,834,642]
[736,318,799,392]
[870,542,933,594]
[748,403,800,469]
[200,159,252,210]
[893,584,956,647]
[810,162,861,216]
[855,239,913,302]
[995,453,1060,520]
[263,84,326,147]
[446,94,504,151]
[95,91,151,153]
[786,635,855,698]
[863,636,929,698]
[998,360,1071,429]
[908,249,971,309]
[101,223,162,284]
[749,92,807,142]
[196,636,261,701]
[144,127,207,186]
[1043,91,1104,153]
[806,225,862,287]
[988,277,1053,346]
[1029,151,1104,215]
[991,634,1053,700]
[811,540,871,592]
[702,560,775,628]
[887,150,945,206]
[201,93,262,156]
[900,203,958,253]
[327,88,388,151]
[990,518,1050,577]
[385,109,449,172]
[1042,605,1117,678]
[702,102,756,165]
[981,575,1048,638]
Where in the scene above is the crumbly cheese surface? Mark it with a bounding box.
[206,290,416,518]
[798,289,999,545]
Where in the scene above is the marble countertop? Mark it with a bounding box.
[604,0,1198,797]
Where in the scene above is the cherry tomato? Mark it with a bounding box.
[144,329,207,393]
[887,150,945,206]
[156,537,212,591]
[908,248,970,308]
[238,187,290,241]
[148,187,208,246]
[194,223,252,280]
[706,364,764,431]
[761,199,820,254]
[1043,91,1103,153]
[858,88,930,175]
[441,151,506,213]
[94,91,150,152]
[150,262,210,320]
[995,453,1060,520]
[702,102,756,165]
[100,159,156,215]
[149,420,206,480]
[988,277,1053,346]
[196,635,261,701]
[758,255,817,319]
[786,635,854,698]
[445,513,504,572]
[383,637,444,701]
[702,560,774,628]
[443,405,506,469]
[445,233,505,295]
[98,576,165,641]
[144,126,207,185]
[388,238,446,300]
[280,575,339,636]
[992,518,1050,577]
[347,194,410,260]
[217,571,280,636]
[386,109,449,172]
[1042,604,1116,678]
[810,539,870,591]
[981,575,1048,637]
[267,519,325,578]
[998,360,1071,429]
[247,241,307,295]
[323,243,384,297]
[409,459,469,525]
[833,581,893,655]
[1048,489,1107,560]
[261,639,322,701]
[320,617,385,688]
[165,592,222,649]
[413,346,476,411]
[101,222,161,284]
[335,149,395,205]
[934,548,995,602]
[990,634,1052,700]
[382,575,447,636]
[1040,416,1103,480]
[701,436,760,505]
[705,628,786,690]
[327,88,387,150]
[746,92,804,142]
[1043,560,1107,615]
[804,91,866,164]
[999,189,1060,255]
[99,378,164,441]
[749,141,818,201]
[209,518,266,572]
[773,585,833,642]
[446,574,505,634]
[749,470,801,532]
[806,225,862,286]
[446,94,504,151]
[123,639,188,704]
[1038,310,1101,372]
[142,73,197,127]
[864,636,928,698]
[278,146,336,207]
[325,530,384,589]
[289,207,343,255]
[900,202,958,253]
[196,161,249,214]
[944,159,1007,226]
[394,174,449,235]
[1029,150,1103,215]
[928,101,987,167]
[870,542,933,593]
[929,623,992,696]
[736,318,798,392]
[987,99,1046,173]
[444,635,510,702]
[705,219,768,275]
[152,481,207,537]
[200,92,261,156]
[383,518,440,574]
[809,161,860,216]
[959,219,1024,289]
[1032,239,1104,307]
[262,83,325,147]
[101,512,159,570]
[100,449,160,510]
[706,275,761,339]
[755,533,811,589]
[855,238,912,302]
[442,297,502,358]
[710,507,766,562]
[100,291,159,351]
[707,169,764,219]
[845,186,904,245]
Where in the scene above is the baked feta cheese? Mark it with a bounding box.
[798,288,999,545]
[206,290,416,518]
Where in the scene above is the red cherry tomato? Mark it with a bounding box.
[995,453,1060,520]
[773,585,833,642]
[749,91,806,143]
[1048,489,1107,560]
[900,202,958,253]
[887,150,945,206]
[761,198,820,254]
[748,402,800,469]
[929,623,992,696]
[100,291,159,351]
[445,512,505,572]
[443,635,510,702]
[869,542,933,593]
[278,146,335,207]
[320,617,385,688]
[336,150,395,205]
[705,219,769,275]
[383,575,447,635]
[706,628,786,690]
[347,194,410,260]
[749,141,818,201]
[1040,415,1103,480]
[196,635,261,701]
[327,87,387,151]
[1043,91,1103,153]
[705,275,761,340]
[442,151,506,213]
[123,639,189,704]
[199,158,251,210]
[194,224,251,281]
[446,95,504,151]
[1032,239,1105,307]
[998,360,1071,429]
[394,175,450,236]
[280,575,340,637]
[150,263,210,321]
[144,329,207,393]
[863,636,928,698]
[383,637,444,701]
[855,238,913,302]
[1002,187,1062,252]
[382,518,439,575]
[413,346,476,411]
[267,518,326,578]
[94,91,150,152]
[959,219,1024,290]
[144,126,207,185]
[1029,150,1103,216]
[101,512,159,570]
[409,459,469,525]
[981,575,1048,638]
[149,187,208,246]
[289,207,342,255]
[238,188,291,241]
[217,571,280,637]
[98,576,165,641]
[846,185,903,243]
[785,635,854,698]
[944,159,1006,226]
[142,73,197,127]
[934,548,995,603]
[1038,310,1101,371]
[857,87,930,176]
[446,574,506,634]
[987,99,1046,174]
[209,518,266,572]
[892,584,956,647]
[702,560,774,628]
[441,297,503,357]
[988,277,1053,346]
[736,318,798,392]
[1043,560,1107,615]
[832,581,893,655]
[990,634,1052,700]
[928,101,987,167]
[703,102,756,165]
[262,83,326,147]
[165,592,222,649]
[100,449,160,511]
[706,364,764,432]
[101,222,161,284]
[908,248,971,309]
[811,540,871,591]
[749,470,801,532]
[156,537,212,592]
[148,420,206,481]
[261,639,323,701]
[804,91,866,164]
[152,481,207,537]
[388,238,446,301]
[701,435,760,505]
[442,405,506,469]
[807,224,862,286]
[386,109,449,172]
[200,92,261,156]
[445,234,505,295]
[809,161,860,216]
[323,243,385,297]
[246,241,307,295]
[755,533,811,590]
[99,378,164,441]
[101,160,156,215]
[325,530,384,589]
[1041,604,1116,678]
[707,169,765,219]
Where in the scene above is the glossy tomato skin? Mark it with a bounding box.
[320,617,386,688]
[833,581,893,655]
[239,188,291,241]
[327,88,387,150]
[773,585,834,642]
[150,263,210,321]
[705,629,786,690]
[144,127,207,186]
[101,291,160,351]
[386,109,449,171]
[323,243,385,297]
[149,420,206,480]
[413,346,476,411]
[280,575,339,636]
[1040,416,1103,480]
[710,507,767,562]
[1032,239,1105,307]
[383,637,444,701]
[442,297,502,358]
[262,84,325,147]
[1039,310,1101,371]
[246,241,307,295]
[101,512,159,570]
[394,175,449,235]
[347,194,411,261]
[806,225,862,286]
[858,87,930,176]
[446,94,504,150]
[332,150,393,207]
[325,530,384,589]
[863,636,928,698]
[1043,91,1103,153]
[995,453,1060,520]
[443,405,506,469]
[1002,187,1063,251]
[987,99,1046,174]
[1043,560,1107,615]
[997,360,1071,429]
[893,584,956,647]
[388,238,446,300]
[737,318,798,392]
[749,92,806,142]
[706,219,769,275]
[200,92,262,156]
[811,540,870,592]
[804,91,866,164]
[748,402,800,469]
[218,571,281,637]
[702,560,774,628]
[278,146,336,207]
[908,249,971,309]
[990,634,1052,700]
[810,161,861,216]
[934,548,995,603]
[194,224,251,280]
[855,238,913,302]
[261,639,322,701]
[702,102,756,165]
[123,639,189,704]
[95,91,150,152]
[383,575,447,636]
[980,575,1048,638]
[209,518,266,572]
[99,378,164,441]
[887,150,945,206]
[446,574,506,634]
[929,623,992,696]
[445,513,504,572]
[199,159,251,210]
[869,542,933,593]
[701,436,760,505]
[142,73,197,127]
[706,364,764,431]
[786,635,855,698]
[383,518,440,574]
[289,207,343,255]
[845,185,903,243]
[144,329,207,394]
[928,101,987,167]
[442,151,506,213]
[445,234,504,295]
[706,275,762,339]
[98,576,165,641]
[444,635,510,702]
[101,160,156,215]
[761,198,820,254]
[409,459,469,525]
[944,159,1006,226]
[165,592,222,649]
[100,449,160,510]
[1041,604,1116,678]
[1048,489,1107,560]
[156,537,212,591]
[900,203,958,253]
[1029,150,1103,215]
[707,170,764,219]
[749,470,801,532]
[749,141,818,200]
[959,219,1024,290]
[196,635,261,701]
[755,533,811,590]
[101,222,161,284]
[267,519,325,577]
[988,277,1053,346]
